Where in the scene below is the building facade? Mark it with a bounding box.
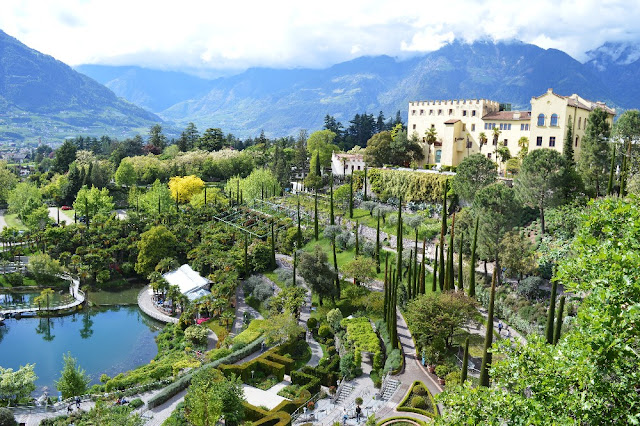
[407,89,615,168]
[331,152,366,176]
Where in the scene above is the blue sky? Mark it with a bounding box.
[1,0,639,72]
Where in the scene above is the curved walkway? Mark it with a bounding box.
[137,286,178,324]
[0,276,84,316]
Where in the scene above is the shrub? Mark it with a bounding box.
[184,325,209,345]
[0,408,17,426]
[411,395,427,409]
[327,346,337,356]
[413,384,426,396]
[244,275,263,294]
[435,364,450,378]
[129,398,144,409]
[383,349,401,374]
[318,325,332,338]
[253,281,274,302]
[233,319,265,346]
[445,370,461,386]
[307,317,318,329]
[517,276,545,300]
[326,308,343,332]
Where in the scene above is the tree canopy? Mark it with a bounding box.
[452,154,497,203]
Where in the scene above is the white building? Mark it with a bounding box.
[331,152,366,176]
[163,264,211,301]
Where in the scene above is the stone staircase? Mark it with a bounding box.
[333,382,355,405]
[380,377,400,401]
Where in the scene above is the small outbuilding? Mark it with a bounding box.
[163,264,212,301]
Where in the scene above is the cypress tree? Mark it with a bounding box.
[204,187,207,205]
[376,214,381,273]
[407,249,413,299]
[439,186,447,291]
[244,232,249,278]
[314,189,319,241]
[261,183,264,200]
[432,244,439,293]
[480,272,497,387]
[396,196,403,287]
[413,229,419,296]
[333,236,340,297]
[355,221,360,256]
[458,232,464,291]
[363,165,368,201]
[349,177,354,219]
[236,180,240,205]
[468,217,479,298]
[293,248,297,287]
[545,280,558,344]
[563,117,575,167]
[461,337,469,384]
[607,145,616,196]
[553,295,566,345]
[447,213,456,290]
[391,280,398,348]
[420,238,427,294]
[383,255,389,321]
[270,222,276,269]
[330,175,335,225]
[175,191,179,214]
[240,189,243,204]
[297,199,303,249]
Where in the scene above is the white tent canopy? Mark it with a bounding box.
[163,264,211,300]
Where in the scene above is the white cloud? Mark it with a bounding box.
[1,0,640,70]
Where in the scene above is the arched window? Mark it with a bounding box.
[537,114,545,126]
[578,117,581,129]
[550,114,559,126]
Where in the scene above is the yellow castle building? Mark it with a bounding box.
[407,88,615,168]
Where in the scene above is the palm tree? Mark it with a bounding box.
[478,132,488,152]
[221,310,235,330]
[492,126,501,162]
[517,136,529,159]
[424,127,438,165]
[40,288,55,311]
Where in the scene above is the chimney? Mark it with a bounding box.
[547,88,553,94]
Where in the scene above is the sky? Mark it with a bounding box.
[1,0,640,73]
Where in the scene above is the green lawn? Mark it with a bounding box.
[3,214,29,231]
[0,276,38,287]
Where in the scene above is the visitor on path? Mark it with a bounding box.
[343,408,348,425]
[67,404,73,414]
[355,404,362,422]
[498,321,503,334]
[75,396,81,408]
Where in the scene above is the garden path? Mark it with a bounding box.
[137,286,178,324]
[231,283,263,336]
[48,207,71,225]
[274,253,324,367]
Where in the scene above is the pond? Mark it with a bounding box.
[0,305,163,393]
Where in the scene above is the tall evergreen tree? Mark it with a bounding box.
[244,233,249,277]
[480,272,497,387]
[314,189,319,240]
[355,221,360,256]
[293,248,297,287]
[396,196,403,287]
[458,232,464,291]
[363,166,368,201]
[553,295,566,345]
[607,145,616,196]
[577,108,612,196]
[271,222,277,269]
[330,175,335,225]
[349,176,354,219]
[376,214,381,273]
[407,249,413,299]
[563,117,575,167]
[297,199,303,249]
[461,337,470,384]
[420,238,427,294]
[446,213,456,290]
[545,280,558,344]
[432,244,439,293]
[439,182,447,291]
[332,236,340,297]
[383,255,389,321]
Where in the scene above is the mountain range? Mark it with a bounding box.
[0,30,162,144]
[76,40,640,138]
[2,28,640,143]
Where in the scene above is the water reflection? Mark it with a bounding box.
[0,305,162,391]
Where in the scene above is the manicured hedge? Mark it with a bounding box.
[368,168,450,202]
[300,355,340,387]
[234,319,266,346]
[219,347,292,382]
[147,337,265,409]
[396,381,438,418]
[290,370,321,395]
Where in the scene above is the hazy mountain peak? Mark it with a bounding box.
[586,41,640,70]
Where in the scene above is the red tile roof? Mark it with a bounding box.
[444,119,460,124]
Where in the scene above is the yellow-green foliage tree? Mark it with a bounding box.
[224,168,280,202]
[169,175,205,203]
[367,169,450,202]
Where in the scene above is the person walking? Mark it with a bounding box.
[355,404,362,423]
[343,407,348,425]
[498,321,503,335]
[75,396,81,409]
